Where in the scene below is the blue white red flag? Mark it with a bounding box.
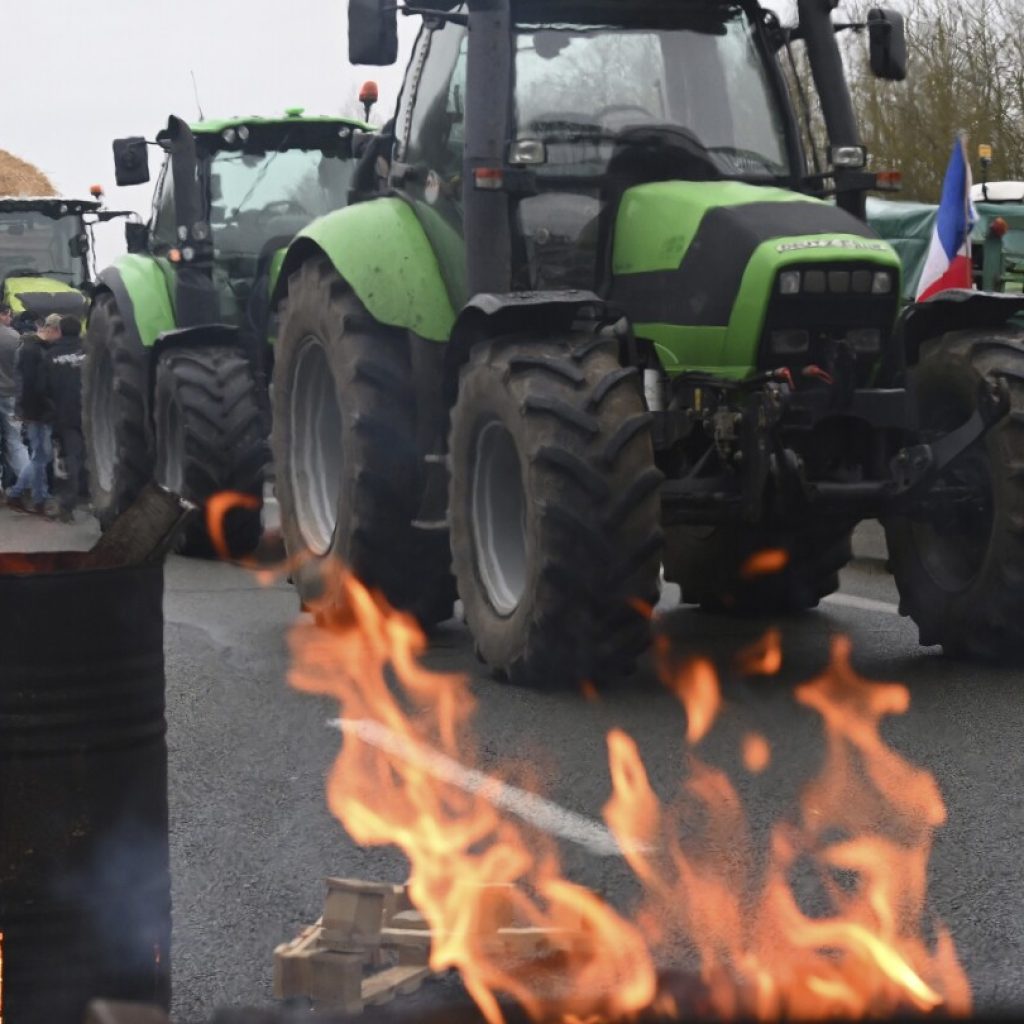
[916,135,978,301]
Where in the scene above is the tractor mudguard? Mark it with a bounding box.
[899,290,1024,364]
[276,197,455,343]
[444,290,607,402]
[95,256,175,350]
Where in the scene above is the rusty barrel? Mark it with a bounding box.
[0,553,171,1023]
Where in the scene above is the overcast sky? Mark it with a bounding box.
[4,0,794,266]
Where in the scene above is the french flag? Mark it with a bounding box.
[916,135,978,301]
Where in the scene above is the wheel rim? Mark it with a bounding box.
[289,338,342,556]
[912,448,994,592]
[471,419,527,615]
[91,345,115,494]
[159,398,184,495]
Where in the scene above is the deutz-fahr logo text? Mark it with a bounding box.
[775,238,890,253]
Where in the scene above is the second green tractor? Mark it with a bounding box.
[84,110,368,554]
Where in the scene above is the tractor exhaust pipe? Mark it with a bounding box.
[797,0,865,216]
[164,115,219,327]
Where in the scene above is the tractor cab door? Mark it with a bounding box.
[147,155,181,313]
[391,15,470,310]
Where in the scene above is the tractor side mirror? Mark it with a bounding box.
[113,137,151,186]
[867,8,907,82]
[125,222,150,254]
[349,0,398,66]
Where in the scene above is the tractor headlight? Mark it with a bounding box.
[770,329,810,355]
[872,271,894,295]
[803,270,827,294]
[848,328,882,353]
[779,270,802,295]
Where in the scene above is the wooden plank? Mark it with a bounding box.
[362,965,431,1006]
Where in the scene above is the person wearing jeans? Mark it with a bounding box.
[0,303,30,488]
[5,319,58,514]
[7,418,53,510]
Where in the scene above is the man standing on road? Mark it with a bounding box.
[0,303,30,491]
[4,314,60,515]
[46,316,87,522]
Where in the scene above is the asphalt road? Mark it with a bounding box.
[3,508,1023,1022]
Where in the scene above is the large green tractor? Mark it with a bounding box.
[83,111,367,555]
[272,0,1024,685]
[1,194,131,327]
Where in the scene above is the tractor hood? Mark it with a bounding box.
[3,276,87,320]
[609,181,902,378]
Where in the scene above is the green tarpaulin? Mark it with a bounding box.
[867,196,1024,300]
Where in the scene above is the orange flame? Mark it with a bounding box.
[205,491,261,562]
[740,549,789,579]
[286,559,970,1022]
[288,568,657,1024]
[604,638,970,1020]
[736,629,783,676]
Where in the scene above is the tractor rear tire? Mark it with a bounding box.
[448,335,663,688]
[83,292,153,530]
[272,257,455,629]
[153,346,268,558]
[664,521,852,614]
[885,328,1024,659]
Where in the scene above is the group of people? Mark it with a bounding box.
[0,303,86,522]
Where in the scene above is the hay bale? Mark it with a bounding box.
[0,149,56,197]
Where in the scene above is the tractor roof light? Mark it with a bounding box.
[237,125,251,142]
[221,128,237,144]
[359,81,379,105]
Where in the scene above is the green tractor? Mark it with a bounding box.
[272,0,1024,685]
[1,194,132,328]
[83,110,368,555]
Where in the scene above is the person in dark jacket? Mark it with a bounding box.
[4,316,57,515]
[46,316,87,521]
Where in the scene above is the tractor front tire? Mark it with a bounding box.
[885,328,1024,659]
[154,346,268,558]
[83,292,153,530]
[448,335,663,688]
[272,257,454,629]
[664,521,852,614]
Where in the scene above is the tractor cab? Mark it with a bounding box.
[0,196,100,326]
[114,112,368,338]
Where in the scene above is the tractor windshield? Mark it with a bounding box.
[0,210,86,285]
[514,8,792,181]
[206,148,356,258]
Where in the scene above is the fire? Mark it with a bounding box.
[205,491,261,561]
[740,549,789,578]
[283,562,969,1021]
[289,569,657,1024]
[604,636,970,1020]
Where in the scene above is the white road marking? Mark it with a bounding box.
[824,593,901,616]
[329,717,636,857]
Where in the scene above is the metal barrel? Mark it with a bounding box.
[0,554,171,1023]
